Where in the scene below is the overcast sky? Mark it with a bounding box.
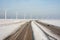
[0,0,60,19]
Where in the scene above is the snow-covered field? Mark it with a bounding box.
[0,19,60,40]
[39,19,60,27]
[0,19,28,40]
[0,19,27,24]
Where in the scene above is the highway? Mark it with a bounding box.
[3,20,60,40]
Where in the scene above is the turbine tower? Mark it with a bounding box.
[5,8,9,19]
[5,9,7,19]
[16,11,18,19]
[24,13,25,19]
[30,13,32,19]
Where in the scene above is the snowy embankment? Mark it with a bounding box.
[39,19,60,27]
[34,21,60,40]
[0,19,28,40]
[0,19,25,24]
[31,21,49,40]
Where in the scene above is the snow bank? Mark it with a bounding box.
[39,19,60,27]
[0,19,27,40]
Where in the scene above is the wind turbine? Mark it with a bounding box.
[30,13,32,20]
[16,11,18,19]
[5,9,7,19]
[4,8,10,19]
[24,13,25,19]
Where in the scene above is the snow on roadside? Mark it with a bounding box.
[31,21,49,40]
[39,19,60,27]
[0,19,23,24]
[0,20,27,40]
